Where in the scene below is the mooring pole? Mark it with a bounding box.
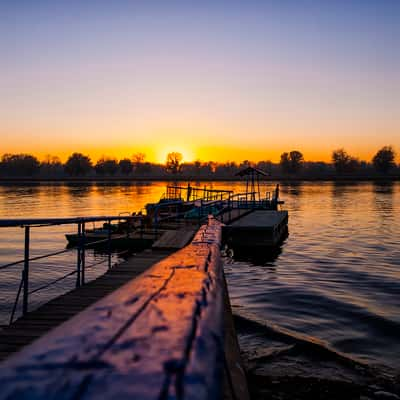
[22,226,30,316]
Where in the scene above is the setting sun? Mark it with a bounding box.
[155,146,196,164]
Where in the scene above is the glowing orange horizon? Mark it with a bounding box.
[2,144,399,165]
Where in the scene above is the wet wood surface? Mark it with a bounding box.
[0,218,226,400]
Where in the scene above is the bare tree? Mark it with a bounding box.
[165,152,183,174]
[132,152,146,173]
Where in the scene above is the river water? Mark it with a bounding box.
[0,181,399,381]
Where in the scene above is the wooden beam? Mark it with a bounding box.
[0,218,225,400]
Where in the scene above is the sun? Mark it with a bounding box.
[156,146,195,164]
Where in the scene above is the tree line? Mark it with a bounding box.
[0,146,398,179]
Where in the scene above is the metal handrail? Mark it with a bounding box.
[0,215,140,325]
[0,215,138,228]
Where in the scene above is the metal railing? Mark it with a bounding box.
[164,185,233,202]
[227,191,274,208]
[0,215,141,325]
[152,190,278,230]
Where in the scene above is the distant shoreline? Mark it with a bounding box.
[0,176,399,183]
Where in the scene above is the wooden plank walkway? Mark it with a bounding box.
[0,249,172,362]
[152,227,197,249]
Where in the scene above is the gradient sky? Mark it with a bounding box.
[1,0,399,163]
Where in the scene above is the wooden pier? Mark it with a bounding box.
[0,218,249,400]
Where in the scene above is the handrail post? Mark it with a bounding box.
[107,219,112,269]
[22,226,30,316]
[76,223,82,288]
[81,222,85,286]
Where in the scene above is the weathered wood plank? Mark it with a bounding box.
[0,218,226,400]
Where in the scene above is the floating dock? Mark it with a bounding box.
[223,210,289,247]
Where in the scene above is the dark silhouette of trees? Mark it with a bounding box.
[0,146,398,179]
[280,151,304,174]
[65,153,92,176]
[40,155,63,176]
[215,161,239,177]
[132,152,145,165]
[132,152,147,173]
[95,157,118,176]
[0,153,40,176]
[119,158,133,175]
[372,146,396,174]
[165,152,183,174]
[332,149,359,174]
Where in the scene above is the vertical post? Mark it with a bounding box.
[107,219,112,269]
[81,222,85,286]
[76,223,81,288]
[22,226,30,316]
